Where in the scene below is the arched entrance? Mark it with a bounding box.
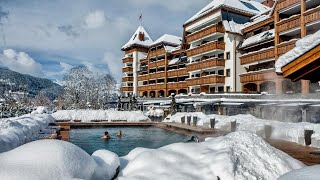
[158,90,165,97]
[142,91,148,97]
[260,81,275,94]
[243,83,257,93]
[178,89,188,94]
[282,80,301,94]
[168,90,177,96]
[149,91,156,98]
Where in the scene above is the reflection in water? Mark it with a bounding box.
[70,127,188,156]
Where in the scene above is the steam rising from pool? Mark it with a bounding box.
[70,127,188,156]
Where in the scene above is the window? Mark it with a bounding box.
[218,87,224,92]
[218,53,224,59]
[226,86,231,92]
[218,70,224,75]
[226,69,231,77]
[226,52,230,60]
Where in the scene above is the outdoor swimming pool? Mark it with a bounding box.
[70,127,188,156]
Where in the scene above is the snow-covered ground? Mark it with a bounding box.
[52,110,150,122]
[0,111,55,153]
[279,165,320,180]
[165,113,320,147]
[0,132,305,180]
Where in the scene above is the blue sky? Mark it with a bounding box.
[0,0,263,82]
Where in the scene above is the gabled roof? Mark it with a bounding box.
[151,34,182,47]
[185,0,269,25]
[122,26,153,50]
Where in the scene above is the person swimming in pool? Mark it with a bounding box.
[117,130,123,137]
[102,131,110,140]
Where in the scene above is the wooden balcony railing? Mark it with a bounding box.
[138,74,149,81]
[240,48,275,65]
[304,6,320,24]
[148,48,166,58]
[186,25,224,43]
[186,41,225,57]
[167,68,188,77]
[122,86,133,91]
[240,69,277,83]
[276,0,300,12]
[122,57,133,63]
[140,58,148,63]
[122,76,133,82]
[277,15,301,34]
[122,67,133,73]
[149,72,166,79]
[187,75,225,86]
[167,82,188,89]
[149,59,167,68]
[277,39,297,56]
[187,58,225,71]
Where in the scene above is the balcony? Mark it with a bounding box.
[304,6,320,25]
[122,57,133,63]
[186,41,225,57]
[276,0,300,13]
[277,15,301,34]
[187,75,225,86]
[122,76,133,82]
[138,74,149,81]
[277,39,297,56]
[187,58,225,71]
[149,59,167,68]
[186,25,224,43]
[167,68,188,77]
[148,48,166,58]
[149,72,166,79]
[167,82,187,89]
[122,67,133,73]
[240,48,275,65]
[122,86,133,92]
[240,69,277,83]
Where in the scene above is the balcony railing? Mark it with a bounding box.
[240,48,275,65]
[187,58,225,71]
[122,86,133,91]
[148,48,166,58]
[149,59,167,68]
[138,74,149,81]
[277,39,297,56]
[122,57,133,63]
[240,69,277,83]
[167,68,188,77]
[186,41,225,57]
[187,75,225,86]
[149,72,166,79]
[276,0,300,12]
[122,76,133,82]
[167,82,187,89]
[277,15,301,34]
[122,67,133,73]
[186,25,224,43]
[304,6,320,25]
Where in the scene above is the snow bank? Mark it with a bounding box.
[0,114,55,153]
[145,106,164,117]
[275,29,320,72]
[118,131,304,180]
[0,140,120,180]
[166,113,320,147]
[279,165,320,180]
[52,110,150,122]
[31,106,48,115]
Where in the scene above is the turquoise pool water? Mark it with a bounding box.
[70,127,188,156]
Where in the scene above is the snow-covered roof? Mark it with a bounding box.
[240,29,274,48]
[151,34,182,46]
[122,26,153,50]
[275,29,320,73]
[185,0,270,24]
[222,20,244,34]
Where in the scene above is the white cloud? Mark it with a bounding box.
[60,62,73,73]
[103,52,122,80]
[0,49,43,77]
[129,0,211,11]
[84,10,106,29]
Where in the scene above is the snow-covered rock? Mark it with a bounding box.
[0,140,121,180]
[279,165,320,180]
[118,131,304,180]
[0,114,55,153]
[52,110,150,122]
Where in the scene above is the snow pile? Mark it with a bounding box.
[145,106,164,117]
[118,131,304,180]
[0,114,55,153]
[240,29,274,48]
[166,113,320,147]
[52,110,150,122]
[279,165,320,180]
[275,29,320,72]
[31,106,48,115]
[0,140,120,180]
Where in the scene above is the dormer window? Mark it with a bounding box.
[139,32,145,41]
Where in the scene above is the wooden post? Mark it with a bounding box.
[210,118,215,129]
[231,120,236,132]
[304,129,314,146]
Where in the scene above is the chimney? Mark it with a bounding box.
[138,32,145,41]
[262,0,274,8]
